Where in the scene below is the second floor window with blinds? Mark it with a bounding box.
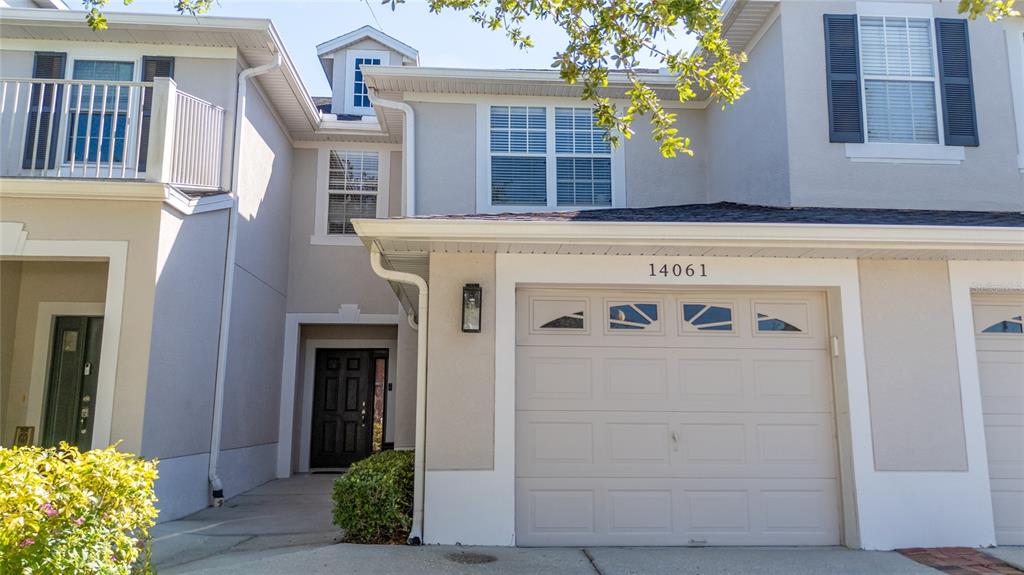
[327,150,379,235]
[860,16,939,144]
[489,105,613,208]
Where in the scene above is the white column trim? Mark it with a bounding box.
[275,307,400,478]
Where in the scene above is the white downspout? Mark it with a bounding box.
[368,244,428,545]
[367,91,415,216]
[208,53,282,504]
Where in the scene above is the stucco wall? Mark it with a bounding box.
[780,1,1023,210]
[0,196,160,453]
[394,312,417,450]
[706,14,791,206]
[625,112,708,207]
[0,261,23,418]
[413,101,478,215]
[140,207,228,461]
[425,252,495,470]
[285,148,399,314]
[858,259,967,471]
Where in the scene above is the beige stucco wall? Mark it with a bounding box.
[394,313,417,450]
[0,196,161,453]
[858,260,967,471]
[425,252,495,471]
[1,261,23,416]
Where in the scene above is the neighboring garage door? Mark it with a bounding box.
[973,296,1024,546]
[515,289,841,547]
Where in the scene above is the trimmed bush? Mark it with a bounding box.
[331,450,414,544]
[0,443,159,575]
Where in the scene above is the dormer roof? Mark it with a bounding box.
[316,25,419,62]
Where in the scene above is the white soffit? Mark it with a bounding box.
[722,0,781,53]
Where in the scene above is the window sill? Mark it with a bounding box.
[844,143,965,165]
[310,235,365,247]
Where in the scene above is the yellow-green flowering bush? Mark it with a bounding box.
[0,443,159,574]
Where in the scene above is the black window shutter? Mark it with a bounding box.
[22,52,67,170]
[823,14,864,143]
[935,19,979,147]
[138,56,175,172]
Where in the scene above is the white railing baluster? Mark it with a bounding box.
[134,86,145,177]
[29,82,44,175]
[95,84,108,177]
[6,82,22,174]
[107,85,120,178]
[55,81,71,177]
[70,81,83,175]
[41,80,58,176]
[82,84,95,177]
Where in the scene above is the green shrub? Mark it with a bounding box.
[331,450,414,544]
[0,443,159,575]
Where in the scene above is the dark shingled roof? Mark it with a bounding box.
[313,96,362,120]
[413,202,1024,228]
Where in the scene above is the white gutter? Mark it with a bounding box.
[208,53,282,504]
[368,244,428,544]
[367,91,416,216]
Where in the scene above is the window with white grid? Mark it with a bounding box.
[859,16,940,144]
[555,107,612,206]
[489,105,547,206]
[326,150,379,235]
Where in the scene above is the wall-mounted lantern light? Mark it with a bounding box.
[462,283,482,333]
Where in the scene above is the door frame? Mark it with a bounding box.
[300,338,396,472]
[27,302,105,446]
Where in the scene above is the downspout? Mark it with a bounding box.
[367,91,415,216]
[368,244,428,545]
[208,53,282,504]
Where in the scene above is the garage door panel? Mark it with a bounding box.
[984,416,1024,480]
[516,477,840,546]
[519,411,835,479]
[517,348,832,413]
[991,478,1024,546]
[977,352,1024,416]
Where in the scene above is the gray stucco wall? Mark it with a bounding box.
[780,1,1023,210]
[285,148,399,315]
[625,111,708,207]
[141,207,228,460]
[413,101,478,215]
[706,15,791,206]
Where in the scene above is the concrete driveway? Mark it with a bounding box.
[150,474,1018,575]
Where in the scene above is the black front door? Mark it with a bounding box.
[311,349,374,468]
[43,316,103,450]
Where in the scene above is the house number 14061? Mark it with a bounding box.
[648,263,709,278]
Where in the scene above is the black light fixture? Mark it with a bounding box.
[462,283,482,333]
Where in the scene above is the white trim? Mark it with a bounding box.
[844,142,966,164]
[1004,22,1024,173]
[312,147,390,244]
[275,308,401,478]
[741,3,781,55]
[163,187,232,215]
[26,302,105,445]
[316,25,419,63]
[344,50,390,117]
[856,1,934,19]
[0,222,127,450]
[475,102,626,214]
[298,338,397,472]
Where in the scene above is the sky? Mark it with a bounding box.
[107,0,697,97]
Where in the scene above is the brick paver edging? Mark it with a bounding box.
[898,547,1023,575]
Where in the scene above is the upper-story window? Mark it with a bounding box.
[344,50,388,116]
[313,148,390,245]
[481,104,622,212]
[824,4,978,163]
[859,16,939,144]
[68,60,134,163]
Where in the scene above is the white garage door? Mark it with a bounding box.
[515,289,840,547]
[973,296,1024,546]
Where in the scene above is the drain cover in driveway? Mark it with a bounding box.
[445,551,498,565]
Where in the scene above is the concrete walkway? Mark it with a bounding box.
[150,474,1020,574]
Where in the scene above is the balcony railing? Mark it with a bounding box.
[0,77,226,190]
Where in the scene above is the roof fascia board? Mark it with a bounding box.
[352,218,1024,252]
[0,37,237,60]
[0,7,273,30]
[316,25,419,63]
[363,65,679,86]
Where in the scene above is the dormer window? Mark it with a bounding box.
[345,50,388,116]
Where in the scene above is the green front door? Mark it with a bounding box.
[42,316,103,450]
